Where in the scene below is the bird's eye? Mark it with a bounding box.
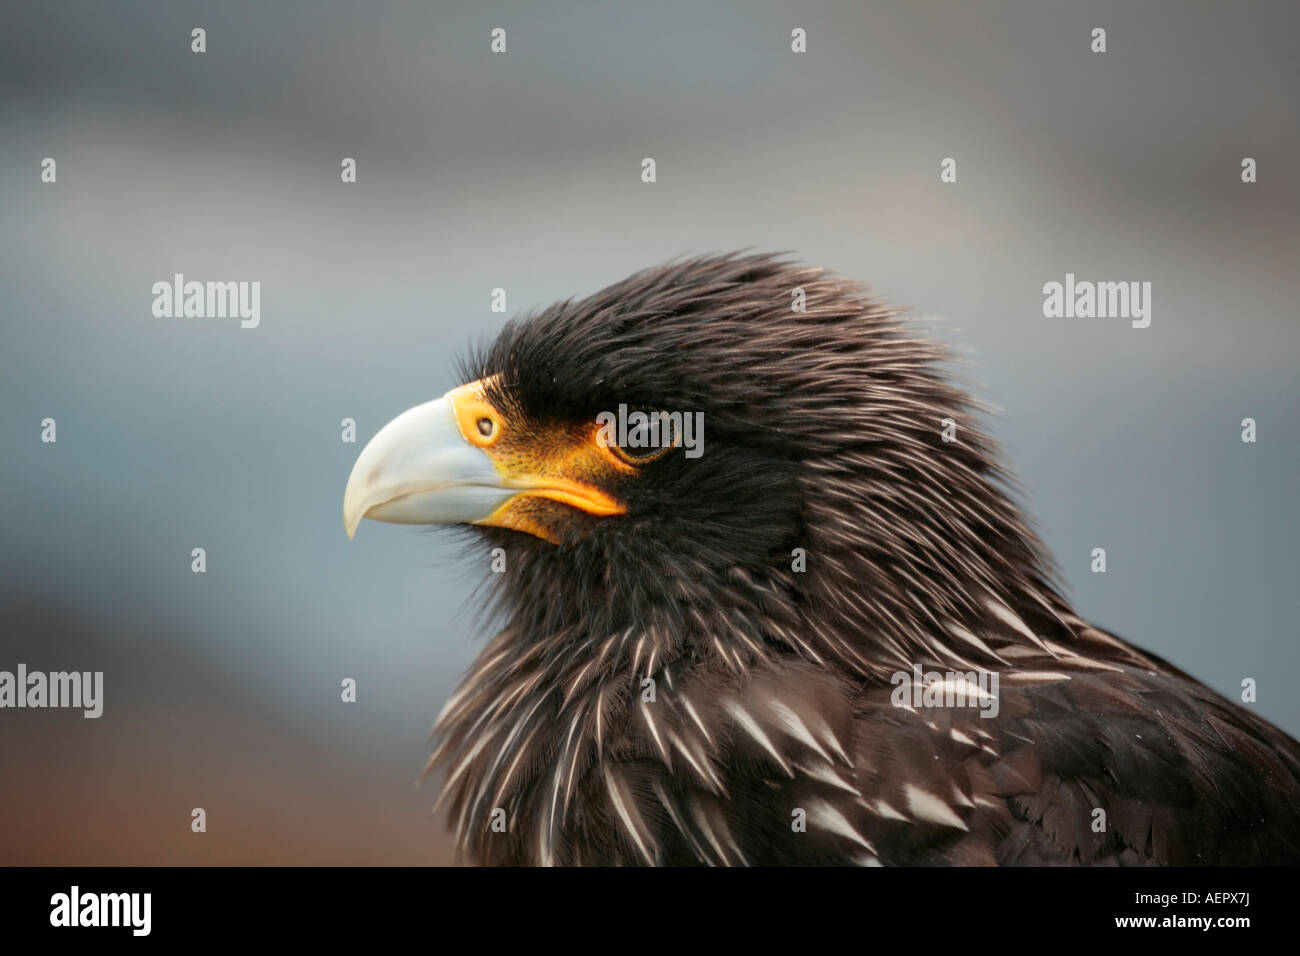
[601,409,680,466]
[476,416,495,438]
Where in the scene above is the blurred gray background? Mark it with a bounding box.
[1,1,1296,864]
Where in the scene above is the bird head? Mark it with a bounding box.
[343,252,1060,672]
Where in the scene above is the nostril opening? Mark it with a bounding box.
[477,417,495,438]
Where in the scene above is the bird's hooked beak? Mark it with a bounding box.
[343,379,626,542]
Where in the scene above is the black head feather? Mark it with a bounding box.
[458,252,1062,672]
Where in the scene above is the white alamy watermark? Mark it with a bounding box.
[0,664,102,718]
[890,665,999,718]
[50,886,150,936]
[596,404,704,459]
[151,273,260,328]
[1042,273,1151,329]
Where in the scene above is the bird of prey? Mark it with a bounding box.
[343,252,1300,866]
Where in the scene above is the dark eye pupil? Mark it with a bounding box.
[621,442,658,461]
[477,417,494,437]
[615,412,678,461]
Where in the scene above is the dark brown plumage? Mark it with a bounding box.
[351,252,1300,865]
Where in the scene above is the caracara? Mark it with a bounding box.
[343,253,1300,866]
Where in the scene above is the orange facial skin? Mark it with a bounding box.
[446,379,630,544]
